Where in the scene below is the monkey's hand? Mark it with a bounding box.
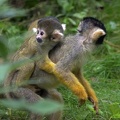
[37,56,55,73]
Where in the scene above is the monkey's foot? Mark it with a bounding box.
[88,97,99,114]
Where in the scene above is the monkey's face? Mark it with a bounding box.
[36,19,64,46]
[36,28,64,46]
[36,29,47,43]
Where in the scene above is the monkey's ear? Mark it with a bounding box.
[32,28,37,33]
[62,24,66,31]
[52,30,64,41]
[91,28,106,41]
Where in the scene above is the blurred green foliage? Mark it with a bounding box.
[0,0,26,19]
[0,0,120,119]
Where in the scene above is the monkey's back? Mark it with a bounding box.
[49,34,87,71]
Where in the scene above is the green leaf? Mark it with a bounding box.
[27,99,63,115]
[0,99,63,115]
[68,18,76,25]
[0,36,9,58]
[0,63,11,82]
[86,104,95,113]
[0,99,26,109]
[57,0,69,9]
[57,0,71,13]
[72,11,87,20]
[109,21,117,30]
[111,114,120,119]
[0,0,26,18]
[109,102,120,118]
[0,0,7,6]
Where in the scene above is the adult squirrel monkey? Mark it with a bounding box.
[37,17,107,114]
[4,17,106,119]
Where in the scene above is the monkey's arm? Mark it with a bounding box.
[37,57,88,102]
[12,87,44,119]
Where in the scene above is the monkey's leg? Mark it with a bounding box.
[77,72,98,113]
[11,88,44,120]
[13,61,35,86]
[4,61,35,99]
[35,88,63,120]
[46,89,63,120]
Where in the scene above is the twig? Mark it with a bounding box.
[104,40,120,49]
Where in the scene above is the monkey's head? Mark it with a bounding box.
[78,17,107,45]
[36,17,64,46]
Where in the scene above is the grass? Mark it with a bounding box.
[58,52,120,120]
[59,78,120,120]
[0,46,120,120]
[0,1,120,119]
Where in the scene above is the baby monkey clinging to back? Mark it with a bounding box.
[4,17,64,120]
[39,17,107,114]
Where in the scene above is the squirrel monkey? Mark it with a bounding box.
[37,17,107,113]
[4,17,106,119]
[4,17,64,120]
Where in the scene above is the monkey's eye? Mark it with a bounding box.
[51,37,55,40]
[40,31,44,35]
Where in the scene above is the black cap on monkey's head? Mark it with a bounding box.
[37,16,64,35]
[79,17,107,44]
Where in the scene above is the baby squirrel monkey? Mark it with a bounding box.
[4,17,64,87]
[4,17,64,120]
[35,17,64,66]
[38,17,107,113]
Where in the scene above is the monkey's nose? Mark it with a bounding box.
[36,38,43,43]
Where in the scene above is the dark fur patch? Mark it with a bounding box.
[82,17,106,33]
[82,17,107,44]
[37,16,64,36]
[36,89,48,98]
[38,16,60,24]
